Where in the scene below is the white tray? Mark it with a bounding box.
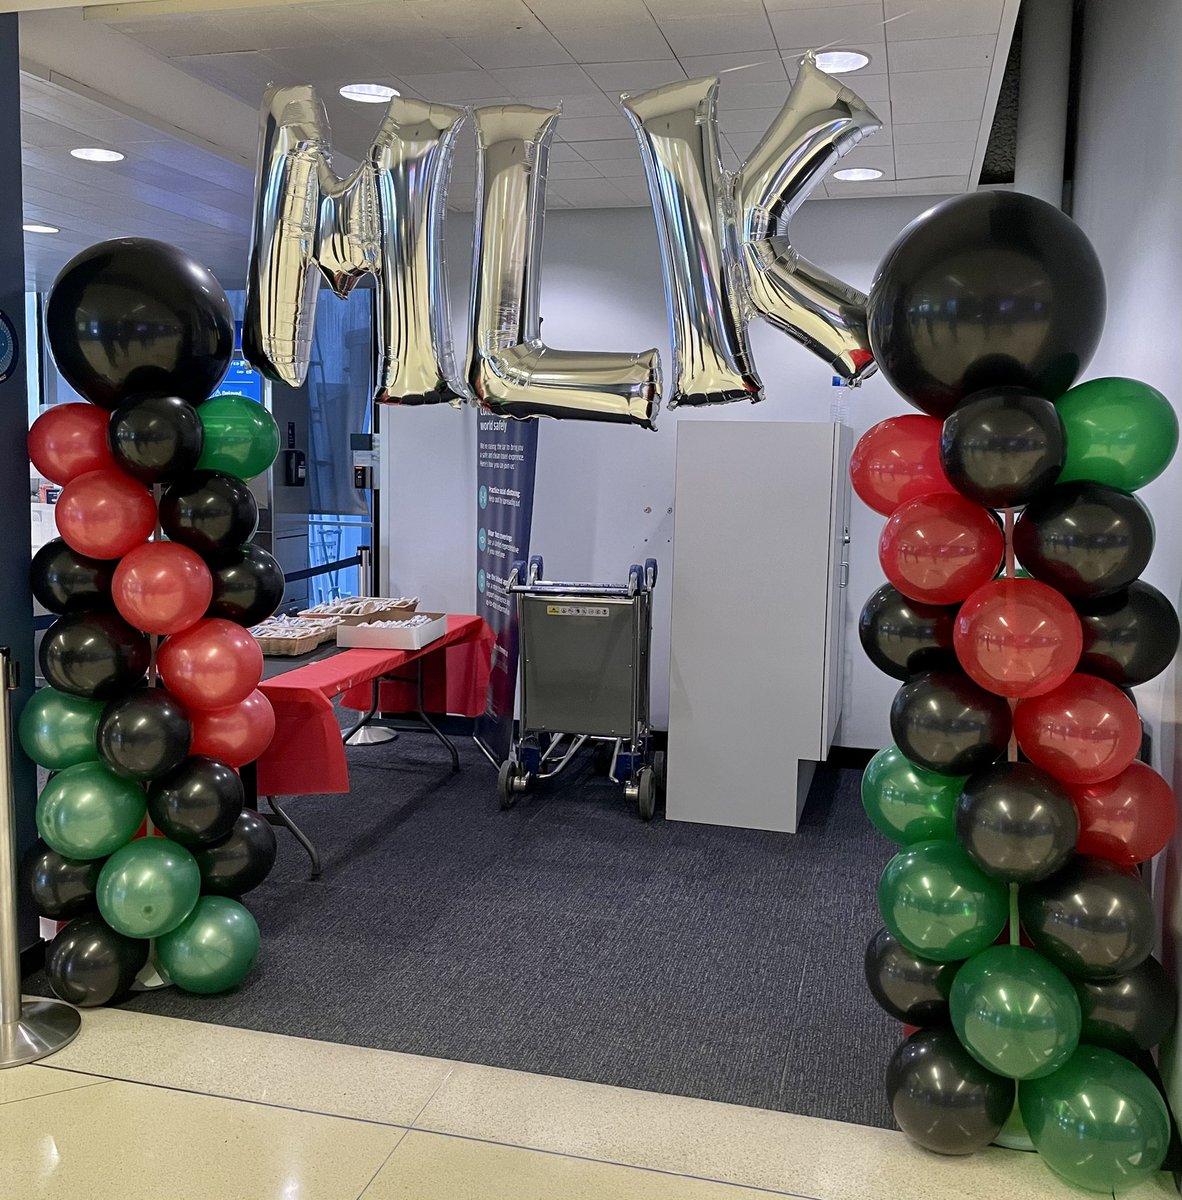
[336,612,448,650]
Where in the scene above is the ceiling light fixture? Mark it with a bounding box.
[339,83,400,103]
[70,147,124,163]
[815,50,871,75]
[23,222,60,234]
[832,168,884,182]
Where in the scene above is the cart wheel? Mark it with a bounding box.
[637,767,656,821]
[528,554,544,583]
[591,743,613,776]
[497,760,521,810]
[652,750,666,792]
[510,559,526,587]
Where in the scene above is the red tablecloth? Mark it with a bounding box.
[256,614,494,796]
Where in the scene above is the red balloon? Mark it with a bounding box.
[878,493,1004,605]
[189,689,276,767]
[54,469,157,560]
[1014,674,1142,785]
[850,415,956,516]
[953,578,1083,698]
[1069,761,1177,867]
[112,542,213,636]
[157,618,263,711]
[28,404,117,485]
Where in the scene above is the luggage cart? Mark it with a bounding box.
[496,554,664,820]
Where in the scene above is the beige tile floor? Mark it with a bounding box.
[1,1005,1175,1200]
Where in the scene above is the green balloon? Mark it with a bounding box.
[19,687,103,770]
[1056,377,1179,491]
[157,896,260,994]
[97,838,201,938]
[994,1098,1035,1152]
[951,945,1080,1080]
[1020,1045,1170,1193]
[196,394,280,480]
[878,840,1008,962]
[862,745,964,844]
[36,763,146,860]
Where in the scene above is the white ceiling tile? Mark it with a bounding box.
[400,70,509,101]
[547,142,585,161]
[660,14,775,57]
[679,53,788,84]
[894,141,975,178]
[887,35,997,72]
[214,8,341,50]
[355,38,482,75]
[645,0,766,14]
[170,51,272,105]
[826,178,898,198]
[614,177,656,203]
[410,0,547,36]
[551,22,674,63]
[884,0,1004,40]
[890,68,988,123]
[555,114,634,140]
[548,177,628,204]
[548,157,604,179]
[893,119,979,145]
[490,63,602,95]
[718,107,780,134]
[451,32,573,69]
[725,129,762,156]
[593,155,646,178]
[304,2,439,38]
[897,174,970,194]
[574,138,641,161]
[585,60,687,95]
[521,92,621,117]
[768,5,885,52]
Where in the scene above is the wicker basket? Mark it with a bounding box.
[250,616,341,656]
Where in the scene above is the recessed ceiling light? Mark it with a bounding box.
[833,167,884,182]
[339,83,399,104]
[23,222,59,234]
[815,50,871,75]
[71,147,124,162]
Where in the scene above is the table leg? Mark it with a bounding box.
[341,678,398,745]
[415,658,460,773]
[265,794,322,880]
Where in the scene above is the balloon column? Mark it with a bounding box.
[21,238,281,1006]
[854,193,1179,1194]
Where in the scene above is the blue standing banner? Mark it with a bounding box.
[475,414,539,765]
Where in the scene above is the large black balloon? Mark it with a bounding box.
[160,470,259,557]
[39,611,151,700]
[1013,483,1154,599]
[1019,857,1155,980]
[890,670,1012,776]
[97,688,191,781]
[1076,956,1177,1055]
[194,809,277,896]
[864,927,959,1025]
[955,762,1078,883]
[1075,582,1181,687]
[867,191,1105,418]
[108,392,204,484]
[45,238,233,410]
[20,839,102,920]
[45,913,149,1007]
[886,1027,1014,1155]
[939,387,1066,508]
[207,544,285,626]
[30,538,116,615]
[148,755,244,847]
[858,584,957,681]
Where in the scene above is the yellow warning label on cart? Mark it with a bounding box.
[546,604,610,617]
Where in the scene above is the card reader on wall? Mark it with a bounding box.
[283,448,306,487]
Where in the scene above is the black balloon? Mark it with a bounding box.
[955,762,1079,883]
[890,670,1012,776]
[858,584,957,681]
[20,839,102,920]
[30,538,116,615]
[194,809,277,896]
[939,387,1066,508]
[160,470,259,557]
[867,191,1106,418]
[39,611,151,700]
[148,755,244,847]
[1077,956,1177,1055]
[1019,857,1156,980]
[864,927,959,1025]
[207,544,285,626]
[45,913,149,1007]
[886,1027,1014,1155]
[108,392,204,484]
[1075,582,1181,687]
[45,238,233,410]
[97,688,191,780]
[1013,483,1154,599]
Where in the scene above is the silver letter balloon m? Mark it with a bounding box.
[624,52,882,406]
[468,106,661,427]
[244,84,465,405]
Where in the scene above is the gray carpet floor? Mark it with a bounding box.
[36,733,898,1129]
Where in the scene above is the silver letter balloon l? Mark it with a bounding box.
[624,52,882,406]
[244,85,466,406]
[468,106,661,427]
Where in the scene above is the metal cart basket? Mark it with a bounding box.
[496,554,664,820]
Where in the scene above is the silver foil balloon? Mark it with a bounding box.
[244,85,466,406]
[624,51,881,406]
[467,105,660,427]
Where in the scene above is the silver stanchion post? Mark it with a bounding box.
[357,545,372,597]
[343,546,397,746]
[0,646,80,1067]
